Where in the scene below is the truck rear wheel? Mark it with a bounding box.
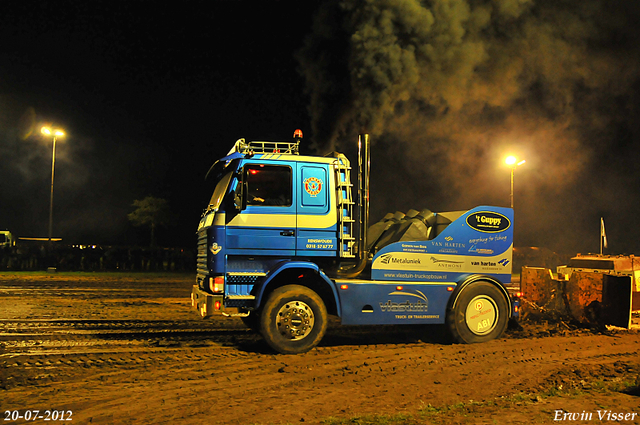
[259,285,327,354]
[447,282,509,344]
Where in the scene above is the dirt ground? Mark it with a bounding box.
[0,272,638,424]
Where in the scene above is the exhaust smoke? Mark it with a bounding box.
[298,0,640,254]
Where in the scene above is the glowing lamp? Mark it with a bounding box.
[210,276,225,293]
[504,155,525,208]
[41,127,65,137]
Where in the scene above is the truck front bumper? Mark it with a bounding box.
[190,285,250,318]
[191,284,223,318]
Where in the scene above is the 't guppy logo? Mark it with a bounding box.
[210,243,222,255]
[466,211,511,233]
[380,289,429,312]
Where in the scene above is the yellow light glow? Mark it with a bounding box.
[41,127,65,138]
[505,156,517,166]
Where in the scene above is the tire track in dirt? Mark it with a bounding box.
[22,331,633,425]
[2,274,639,424]
[4,335,640,424]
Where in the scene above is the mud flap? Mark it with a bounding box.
[601,275,632,328]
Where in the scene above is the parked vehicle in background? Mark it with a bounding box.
[1,230,14,248]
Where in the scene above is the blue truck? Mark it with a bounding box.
[191,132,515,353]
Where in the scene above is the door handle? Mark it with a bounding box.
[280,230,295,236]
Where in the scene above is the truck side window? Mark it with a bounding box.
[246,164,292,207]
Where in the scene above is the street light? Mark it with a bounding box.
[41,126,65,243]
[505,156,525,209]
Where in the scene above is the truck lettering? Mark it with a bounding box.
[476,215,501,226]
[477,319,492,331]
[379,300,428,312]
[470,261,497,266]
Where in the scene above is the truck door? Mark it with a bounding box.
[296,163,338,256]
[226,163,297,256]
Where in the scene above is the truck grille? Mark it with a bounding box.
[196,228,209,285]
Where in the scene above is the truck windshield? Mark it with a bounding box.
[208,168,234,211]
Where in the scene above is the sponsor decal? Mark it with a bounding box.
[400,244,428,253]
[471,260,496,266]
[470,258,509,268]
[434,237,462,253]
[380,254,421,265]
[466,211,511,233]
[468,300,494,321]
[381,272,448,280]
[430,256,463,269]
[210,243,222,255]
[380,290,429,312]
[468,235,508,244]
[431,241,466,248]
[304,177,323,197]
[469,245,494,255]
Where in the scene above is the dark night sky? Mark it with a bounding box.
[0,0,314,246]
[1,0,640,256]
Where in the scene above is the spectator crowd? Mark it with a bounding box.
[0,243,195,272]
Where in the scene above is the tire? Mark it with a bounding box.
[446,282,509,344]
[259,285,328,354]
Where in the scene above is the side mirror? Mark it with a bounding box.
[233,191,243,211]
[233,171,245,211]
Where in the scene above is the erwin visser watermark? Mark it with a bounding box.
[554,410,638,421]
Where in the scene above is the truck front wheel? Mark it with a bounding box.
[446,282,509,344]
[259,285,328,354]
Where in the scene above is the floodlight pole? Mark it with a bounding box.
[42,126,64,245]
[505,156,525,209]
[48,134,57,243]
[510,166,514,209]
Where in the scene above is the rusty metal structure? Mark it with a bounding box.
[520,254,640,328]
